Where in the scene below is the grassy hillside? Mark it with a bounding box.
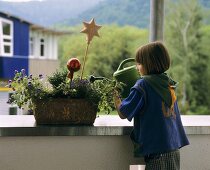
[0,0,209,28]
[64,0,150,28]
[64,0,210,28]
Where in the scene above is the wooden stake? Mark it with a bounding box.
[80,43,90,80]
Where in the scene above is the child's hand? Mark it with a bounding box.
[113,89,121,99]
[113,89,122,110]
[113,89,126,119]
[114,81,124,93]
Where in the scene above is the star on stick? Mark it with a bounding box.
[80,18,102,80]
[80,18,102,44]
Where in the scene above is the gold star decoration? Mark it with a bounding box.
[80,18,102,44]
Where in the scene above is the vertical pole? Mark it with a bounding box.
[150,0,165,42]
[80,43,90,80]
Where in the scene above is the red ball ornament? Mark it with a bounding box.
[67,58,81,81]
[67,58,81,72]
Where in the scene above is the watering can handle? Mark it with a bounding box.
[117,58,135,71]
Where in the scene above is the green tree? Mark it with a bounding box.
[165,0,210,114]
[59,25,148,78]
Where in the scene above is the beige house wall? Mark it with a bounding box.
[29,59,60,77]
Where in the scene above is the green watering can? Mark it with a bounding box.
[113,58,140,98]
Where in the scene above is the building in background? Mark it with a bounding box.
[0,11,65,81]
[0,11,68,115]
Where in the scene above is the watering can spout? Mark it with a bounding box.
[113,58,140,98]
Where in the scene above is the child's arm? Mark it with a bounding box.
[113,90,126,119]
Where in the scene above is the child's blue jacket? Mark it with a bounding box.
[119,78,189,157]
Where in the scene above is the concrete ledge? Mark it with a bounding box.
[0,115,210,136]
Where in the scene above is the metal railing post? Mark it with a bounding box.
[150,0,165,42]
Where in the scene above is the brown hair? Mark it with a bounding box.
[135,41,170,74]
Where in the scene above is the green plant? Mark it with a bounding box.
[7,69,123,114]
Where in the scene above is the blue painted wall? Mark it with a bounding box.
[0,57,28,79]
[0,13,29,79]
[13,18,29,56]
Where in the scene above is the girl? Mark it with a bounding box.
[114,41,189,170]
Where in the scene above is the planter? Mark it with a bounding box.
[33,98,98,125]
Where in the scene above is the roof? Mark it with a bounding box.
[0,11,71,35]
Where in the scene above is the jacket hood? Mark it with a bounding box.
[142,73,177,107]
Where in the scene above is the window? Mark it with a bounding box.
[29,37,34,57]
[0,17,13,56]
[40,38,45,58]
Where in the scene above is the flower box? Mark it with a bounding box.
[7,68,117,126]
[33,98,97,125]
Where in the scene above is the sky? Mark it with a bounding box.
[0,0,44,2]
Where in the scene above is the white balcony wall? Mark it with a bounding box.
[0,116,210,170]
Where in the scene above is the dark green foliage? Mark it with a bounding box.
[165,0,210,114]
[190,53,209,107]
[48,69,68,89]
